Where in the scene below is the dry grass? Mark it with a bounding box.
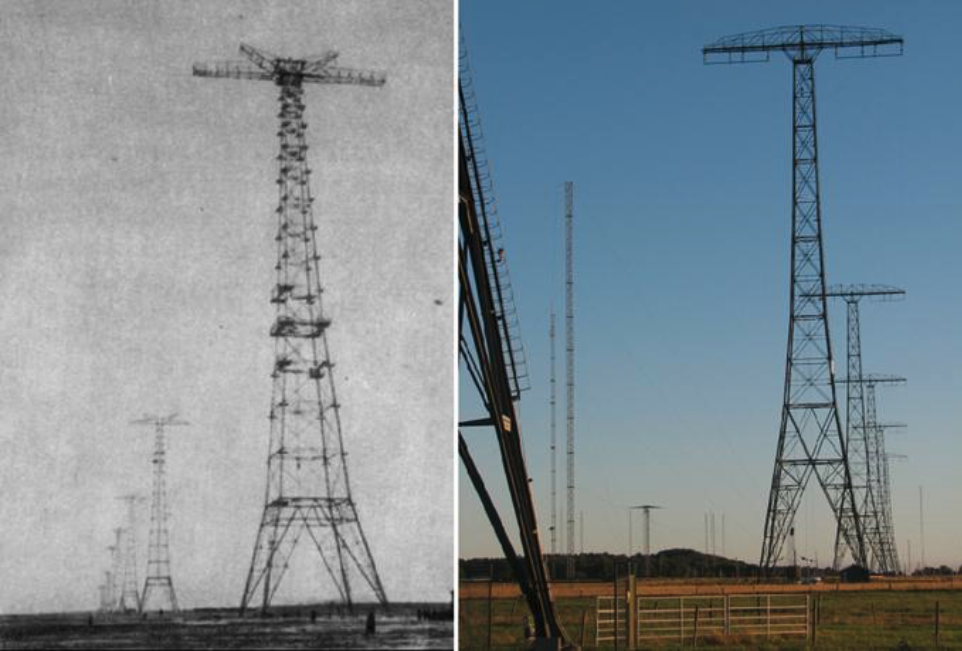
[458,588,962,649]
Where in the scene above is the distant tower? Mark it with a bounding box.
[564,181,575,578]
[823,284,905,573]
[110,527,124,611]
[106,535,121,612]
[549,308,557,555]
[117,494,146,612]
[132,413,187,613]
[703,25,904,570]
[100,571,113,612]
[193,44,388,614]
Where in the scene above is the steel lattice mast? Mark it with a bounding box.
[117,494,146,612]
[549,308,557,556]
[132,414,187,612]
[106,530,122,612]
[458,39,566,645]
[193,44,388,615]
[822,285,905,572]
[564,181,575,579]
[703,25,904,571]
[862,375,906,573]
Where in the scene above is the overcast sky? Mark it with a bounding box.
[0,0,452,614]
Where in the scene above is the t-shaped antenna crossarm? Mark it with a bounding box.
[703,24,903,64]
[193,43,385,87]
[837,373,906,387]
[825,284,906,302]
[130,413,190,429]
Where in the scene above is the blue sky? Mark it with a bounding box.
[459,1,962,569]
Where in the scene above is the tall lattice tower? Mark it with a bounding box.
[132,413,187,612]
[193,44,388,614]
[117,494,146,612]
[564,181,575,579]
[703,25,903,570]
[823,285,904,572]
[549,308,557,556]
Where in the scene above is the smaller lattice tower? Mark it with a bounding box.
[99,571,112,612]
[117,494,146,612]
[105,533,122,612]
[132,413,188,612]
[821,284,904,573]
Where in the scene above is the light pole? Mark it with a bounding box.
[628,506,646,562]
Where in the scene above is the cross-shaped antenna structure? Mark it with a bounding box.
[193,43,389,614]
[703,24,904,573]
[193,43,385,87]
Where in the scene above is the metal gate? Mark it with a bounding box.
[636,593,809,643]
[595,595,627,645]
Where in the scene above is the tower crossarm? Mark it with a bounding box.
[837,374,906,386]
[703,25,903,64]
[193,60,274,82]
[194,45,385,87]
[130,413,190,428]
[303,66,386,87]
[240,43,279,71]
[303,51,341,73]
[822,284,906,301]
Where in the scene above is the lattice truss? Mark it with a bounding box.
[193,44,387,612]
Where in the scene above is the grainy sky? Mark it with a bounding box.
[0,0,452,614]
[461,1,962,572]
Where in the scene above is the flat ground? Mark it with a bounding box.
[0,603,452,649]
[459,585,962,649]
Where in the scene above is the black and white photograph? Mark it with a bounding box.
[0,1,453,648]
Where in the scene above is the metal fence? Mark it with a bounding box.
[636,593,809,643]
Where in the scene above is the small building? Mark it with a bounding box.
[839,564,870,583]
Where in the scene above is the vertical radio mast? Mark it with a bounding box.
[564,181,575,578]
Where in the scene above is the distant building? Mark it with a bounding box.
[840,565,870,583]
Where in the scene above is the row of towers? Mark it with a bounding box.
[98,415,184,613]
[96,42,391,616]
[703,25,907,573]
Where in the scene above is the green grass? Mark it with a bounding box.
[458,590,962,650]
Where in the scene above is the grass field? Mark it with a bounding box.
[0,603,452,649]
[459,589,962,649]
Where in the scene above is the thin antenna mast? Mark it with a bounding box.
[564,181,575,579]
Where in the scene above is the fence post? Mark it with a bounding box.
[724,594,730,637]
[614,564,619,651]
[766,594,771,639]
[486,566,493,651]
[581,608,588,649]
[680,597,685,643]
[935,601,940,646]
[693,605,700,648]
[628,573,637,650]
